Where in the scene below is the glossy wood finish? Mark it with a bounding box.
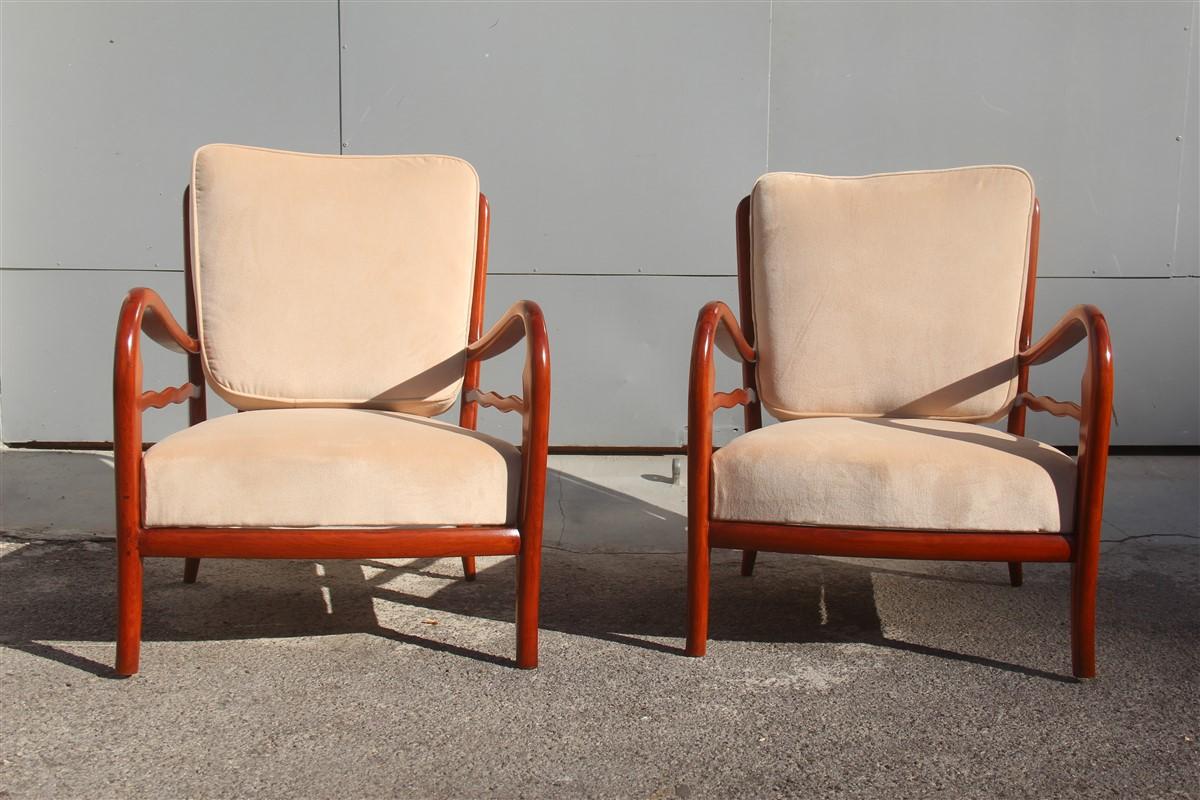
[709,522,1074,562]
[687,194,1115,679]
[139,528,522,559]
[114,286,199,676]
[686,299,757,656]
[466,300,552,669]
[114,191,551,674]
[1024,302,1114,678]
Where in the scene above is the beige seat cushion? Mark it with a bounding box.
[751,167,1035,422]
[191,145,480,416]
[712,418,1076,532]
[143,409,520,528]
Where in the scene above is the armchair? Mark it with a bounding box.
[114,145,550,675]
[687,167,1113,679]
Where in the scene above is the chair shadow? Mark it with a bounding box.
[1,467,1071,682]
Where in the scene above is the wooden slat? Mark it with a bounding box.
[709,521,1075,562]
[140,527,522,559]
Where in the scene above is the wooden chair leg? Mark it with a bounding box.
[115,547,143,677]
[183,557,200,584]
[461,556,477,582]
[686,519,710,657]
[741,549,758,577]
[1007,562,1023,587]
[515,548,541,669]
[1070,560,1098,680]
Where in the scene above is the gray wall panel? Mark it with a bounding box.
[0,2,1196,447]
[339,1,770,276]
[1173,4,1199,277]
[0,0,339,271]
[767,1,1194,279]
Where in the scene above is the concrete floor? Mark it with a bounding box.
[1,451,1197,798]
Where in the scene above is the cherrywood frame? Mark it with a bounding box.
[687,195,1114,679]
[114,192,550,675]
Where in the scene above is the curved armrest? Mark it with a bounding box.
[695,301,756,365]
[120,287,200,355]
[1020,304,1109,369]
[690,301,758,415]
[461,301,551,539]
[462,301,551,421]
[689,299,758,451]
[114,288,202,423]
[1015,304,1113,422]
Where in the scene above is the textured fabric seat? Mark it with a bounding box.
[144,408,521,528]
[711,417,1076,532]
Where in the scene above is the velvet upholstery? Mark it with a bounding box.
[143,409,521,528]
[190,144,480,415]
[711,418,1076,533]
[750,166,1035,422]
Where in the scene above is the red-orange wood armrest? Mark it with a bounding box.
[463,300,550,420]
[688,301,759,491]
[114,288,202,419]
[1015,304,1113,427]
[694,301,756,366]
[690,301,757,418]
[1018,304,1114,551]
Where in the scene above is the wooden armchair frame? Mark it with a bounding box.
[114,193,550,675]
[687,196,1114,679]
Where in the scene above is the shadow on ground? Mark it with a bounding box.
[5,466,1166,684]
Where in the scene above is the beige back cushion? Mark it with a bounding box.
[190,144,480,415]
[750,166,1035,422]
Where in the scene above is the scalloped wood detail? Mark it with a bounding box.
[466,388,525,414]
[139,382,200,411]
[711,387,756,411]
[1017,391,1082,421]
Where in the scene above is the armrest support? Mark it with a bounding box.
[1018,303,1114,546]
[1019,304,1108,369]
[461,300,551,541]
[462,301,550,420]
[696,301,756,366]
[114,288,201,412]
[122,287,200,356]
[1015,304,1113,429]
[465,300,544,365]
[113,287,206,537]
[688,300,759,483]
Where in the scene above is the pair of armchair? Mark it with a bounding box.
[114,147,1112,680]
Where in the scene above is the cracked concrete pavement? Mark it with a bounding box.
[1,451,1197,798]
